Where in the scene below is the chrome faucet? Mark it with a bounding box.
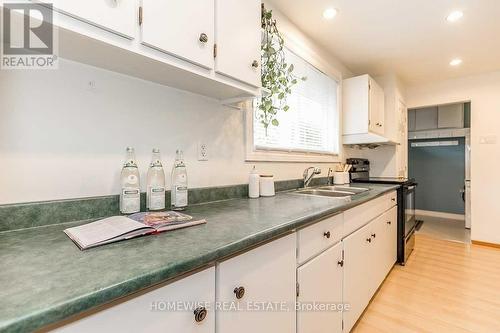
[303,167,321,188]
[327,167,334,185]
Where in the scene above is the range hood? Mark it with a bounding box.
[343,133,399,147]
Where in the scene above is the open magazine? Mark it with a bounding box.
[64,211,206,250]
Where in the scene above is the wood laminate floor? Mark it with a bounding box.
[416,216,471,244]
[352,234,500,333]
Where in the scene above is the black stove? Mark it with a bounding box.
[347,158,416,265]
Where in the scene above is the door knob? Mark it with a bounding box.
[371,233,376,239]
[366,238,372,243]
[194,306,207,322]
[337,260,344,267]
[234,286,245,299]
[387,221,392,225]
[199,33,208,43]
[252,60,259,68]
[323,231,331,239]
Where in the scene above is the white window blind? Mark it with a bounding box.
[254,48,339,155]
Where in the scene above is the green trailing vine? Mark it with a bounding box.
[258,5,306,134]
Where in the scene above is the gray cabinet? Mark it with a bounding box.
[438,104,464,129]
[408,109,416,132]
[415,106,438,131]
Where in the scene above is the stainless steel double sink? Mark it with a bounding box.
[294,185,370,198]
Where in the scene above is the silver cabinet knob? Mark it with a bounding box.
[199,33,208,43]
[252,60,259,68]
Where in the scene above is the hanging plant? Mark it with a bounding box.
[258,5,306,134]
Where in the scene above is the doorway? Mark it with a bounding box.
[407,102,471,243]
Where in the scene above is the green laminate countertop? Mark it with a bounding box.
[0,184,398,332]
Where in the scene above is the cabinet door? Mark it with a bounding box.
[297,242,343,333]
[53,267,215,333]
[342,75,370,135]
[215,0,261,87]
[368,78,385,135]
[50,0,136,39]
[217,234,296,333]
[141,0,214,69]
[408,109,416,132]
[381,206,398,275]
[369,214,389,294]
[438,103,464,129]
[415,106,438,131]
[342,220,376,332]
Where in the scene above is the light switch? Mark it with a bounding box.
[479,135,497,144]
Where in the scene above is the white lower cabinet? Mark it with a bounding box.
[297,242,343,333]
[379,206,398,279]
[49,192,399,333]
[342,220,375,332]
[216,233,296,333]
[343,202,397,332]
[53,267,215,333]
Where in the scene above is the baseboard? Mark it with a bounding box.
[472,240,500,249]
[415,209,465,221]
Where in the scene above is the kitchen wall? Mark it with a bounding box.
[407,70,500,244]
[0,5,352,205]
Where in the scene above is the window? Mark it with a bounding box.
[251,47,340,160]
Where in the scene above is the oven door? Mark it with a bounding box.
[404,184,416,237]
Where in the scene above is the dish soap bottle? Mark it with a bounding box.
[171,149,188,211]
[249,165,260,198]
[147,148,166,211]
[120,147,141,214]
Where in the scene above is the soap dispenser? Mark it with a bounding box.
[249,166,260,198]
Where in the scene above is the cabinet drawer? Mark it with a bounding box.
[297,214,343,264]
[344,191,396,236]
[386,191,397,210]
[52,267,215,333]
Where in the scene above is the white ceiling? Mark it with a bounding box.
[268,0,500,85]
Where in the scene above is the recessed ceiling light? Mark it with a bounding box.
[450,58,463,66]
[323,8,338,19]
[446,11,463,22]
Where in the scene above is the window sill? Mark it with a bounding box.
[246,149,342,163]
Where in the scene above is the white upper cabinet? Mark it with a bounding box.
[297,242,343,333]
[343,74,386,139]
[368,77,385,135]
[49,0,137,39]
[141,0,215,69]
[215,0,261,87]
[216,234,296,333]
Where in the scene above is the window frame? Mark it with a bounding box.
[245,39,343,163]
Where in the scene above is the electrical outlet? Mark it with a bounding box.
[87,80,96,91]
[197,143,208,161]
